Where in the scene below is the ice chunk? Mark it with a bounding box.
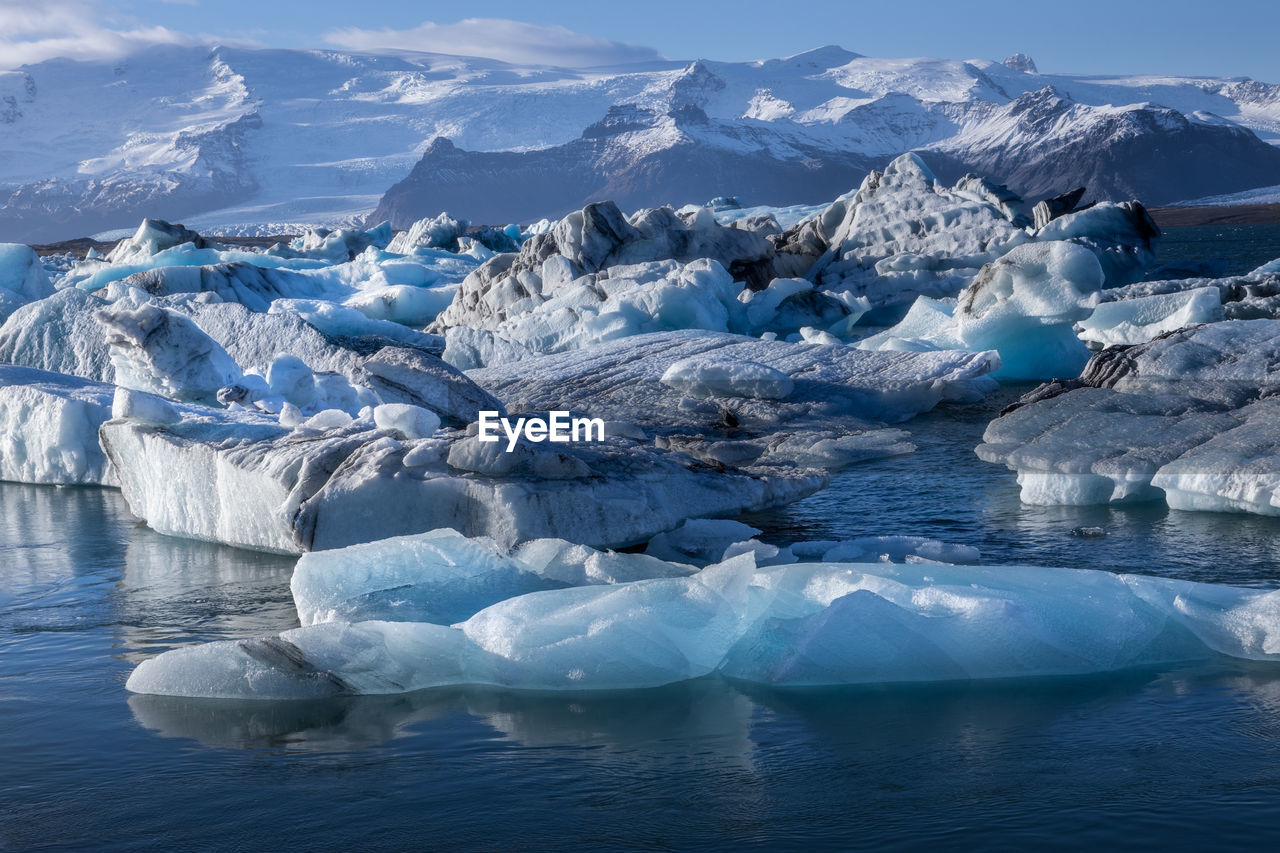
[1149,398,1280,516]
[0,288,116,382]
[442,326,536,371]
[291,529,561,626]
[372,404,440,439]
[112,387,181,426]
[861,241,1103,380]
[345,284,456,327]
[105,219,219,265]
[1077,286,1223,348]
[0,243,55,322]
[97,304,243,405]
[470,330,999,433]
[660,357,794,400]
[1075,319,1280,407]
[387,212,468,254]
[646,519,763,565]
[979,322,1280,511]
[119,262,334,312]
[513,538,696,585]
[977,385,1235,505]
[355,346,503,426]
[0,365,117,486]
[126,560,1280,697]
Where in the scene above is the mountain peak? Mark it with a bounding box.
[1003,53,1039,74]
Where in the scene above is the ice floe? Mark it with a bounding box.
[127,555,1280,697]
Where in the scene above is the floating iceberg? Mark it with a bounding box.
[1077,286,1223,348]
[804,154,1157,315]
[0,365,118,486]
[126,556,1280,698]
[977,320,1280,511]
[98,404,825,554]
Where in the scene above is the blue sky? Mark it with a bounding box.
[3,0,1278,81]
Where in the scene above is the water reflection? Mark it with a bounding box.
[114,527,297,663]
[127,664,1280,759]
[0,484,130,630]
[129,679,757,759]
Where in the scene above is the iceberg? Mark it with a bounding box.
[290,528,699,628]
[0,242,55,323]
[860,241,1105,380]
[1077,286,1223,348]
[0,364,118,486]
[469,330,999,432]
[126,557,1280,698]
[978,321,1280,511]
[98,304,244,406]
[98,405,826,554]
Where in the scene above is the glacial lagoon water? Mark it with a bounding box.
[7,224,1280,849]
[8,383,1280,850]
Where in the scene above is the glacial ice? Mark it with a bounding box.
[805,154,1157,315]
[98,304,244,406]
[860,241,1104,380]
[468,330,1000,433]
[126,556,1280,697]
[1077,286,1223,348]
[0,243,55,323]
[0,365,118,486]
[98,405,826,553]
[978,321,1280,511]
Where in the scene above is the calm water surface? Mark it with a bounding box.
[7,386,1280,850]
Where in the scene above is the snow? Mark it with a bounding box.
[4,45,1280,242]
[126,555,1280,697]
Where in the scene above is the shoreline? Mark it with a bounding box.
[1150,203,1280,227]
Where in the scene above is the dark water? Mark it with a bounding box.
[1156,223,1280,276]
[8,392,1280,850]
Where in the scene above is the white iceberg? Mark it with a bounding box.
[0,242,55,323]
[98,406,826,554]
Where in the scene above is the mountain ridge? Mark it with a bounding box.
[3,43,1280,240]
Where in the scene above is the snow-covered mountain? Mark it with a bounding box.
[3,44,1280,241]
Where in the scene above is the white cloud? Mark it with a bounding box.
[323,18,665,68]
[0,0,196,68]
